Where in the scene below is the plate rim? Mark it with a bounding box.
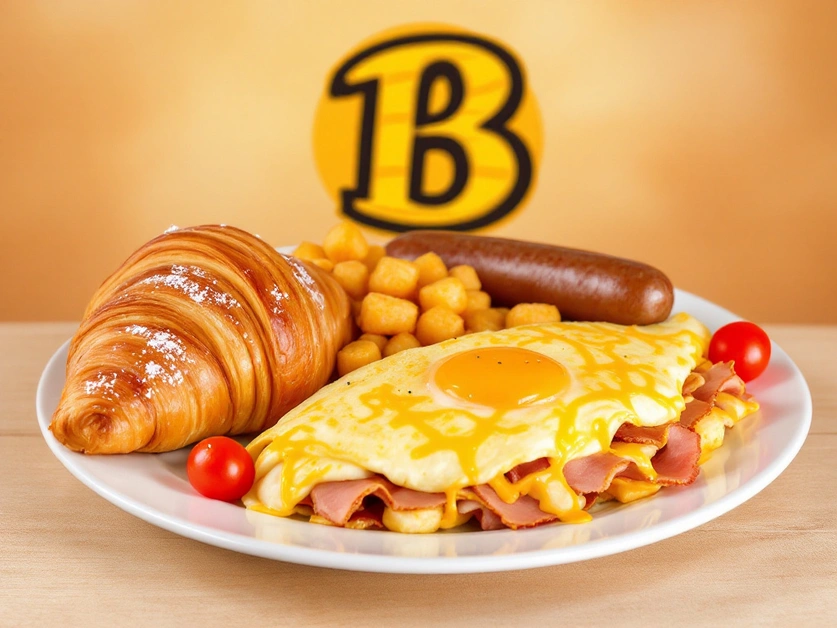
[35,289,813,573]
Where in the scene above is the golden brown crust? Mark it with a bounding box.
[50,225,353,454]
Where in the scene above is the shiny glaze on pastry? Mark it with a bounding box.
[50,225,353,454]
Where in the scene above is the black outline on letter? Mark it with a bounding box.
[328,32,533,232]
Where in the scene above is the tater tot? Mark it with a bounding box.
[464,290,491,314]
[337,340,381,377]
[358,333,388,353]
[413,252,448,288]
[464,308,507,333]
[322,222,369,263]
[362,244,386,273]
[383,332,421,357]
[415,307,465,346]
[332,260,369,300]
[359,293,419,335]
[418,277,467,314]
[309,258,334,272]
[368,257,419,299]
[506,303,561,327]
[448,265,481,291]
[293,241,326,261]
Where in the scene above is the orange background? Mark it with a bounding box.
[1,1,835,323]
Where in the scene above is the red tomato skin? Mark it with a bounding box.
[187,437,255,502]
[708,321,771,382]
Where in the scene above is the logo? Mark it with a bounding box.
[313,24,543,232]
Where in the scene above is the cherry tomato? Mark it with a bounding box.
[187,436,255,502]
[708,321,771,382]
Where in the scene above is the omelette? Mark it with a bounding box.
[244,313,759,532]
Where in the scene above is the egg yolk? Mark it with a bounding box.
[432,347,569,409]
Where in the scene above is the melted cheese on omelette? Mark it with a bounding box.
[244,313,710,524]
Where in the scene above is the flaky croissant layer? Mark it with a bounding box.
[50,225,353,454]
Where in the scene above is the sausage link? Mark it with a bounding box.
[385,232,673,326]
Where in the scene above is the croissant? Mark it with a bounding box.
[50,225,353,454]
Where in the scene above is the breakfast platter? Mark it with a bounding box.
[36,225,811,573]
[37,288,810,573]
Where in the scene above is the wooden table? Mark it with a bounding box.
[2,323,835,626]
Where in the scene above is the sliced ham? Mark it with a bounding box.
[613,423,670,448]
[464,485,557,529]
[620,423,701,485]
[563,452,634,494]
[649,424,701,484]
[457,500,505,531]
[310,477,445,526]
[679,398,713,428]
[347,502,385,529]
[506,457,550,483]
[691,361,745,403]
[583,493,599,509]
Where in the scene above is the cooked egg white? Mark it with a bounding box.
[244,312,710,525]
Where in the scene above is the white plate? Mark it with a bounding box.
[36,289,812,573]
